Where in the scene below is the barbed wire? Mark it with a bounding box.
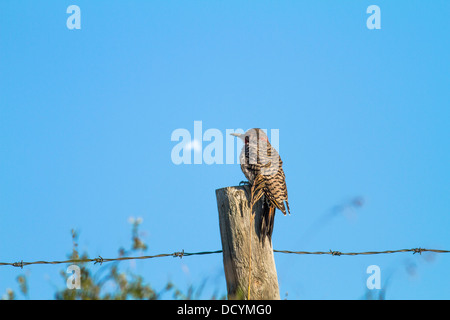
[1,247,448,269]
[273,248,450,256]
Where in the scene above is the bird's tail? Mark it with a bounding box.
[260,203,275,246]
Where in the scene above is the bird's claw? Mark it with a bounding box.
[239,180,251,186]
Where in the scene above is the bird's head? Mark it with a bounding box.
[230,128,269,144]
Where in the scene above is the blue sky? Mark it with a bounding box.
[1,1,449,299]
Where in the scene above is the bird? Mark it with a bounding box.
[231,128,290,244]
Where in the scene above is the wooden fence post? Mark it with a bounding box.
[216,185,280,300]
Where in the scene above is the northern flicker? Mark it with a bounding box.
[231,128,290,244]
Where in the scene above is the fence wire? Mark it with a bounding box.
[1,248,448,269]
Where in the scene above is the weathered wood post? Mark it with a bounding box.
[216,185,280,300]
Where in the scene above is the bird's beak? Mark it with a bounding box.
[230,133,242,137]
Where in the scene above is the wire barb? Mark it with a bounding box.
[329,250,342,256]
[94,256,104,265]
[173,249,184,259]
[12,260,24,269]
